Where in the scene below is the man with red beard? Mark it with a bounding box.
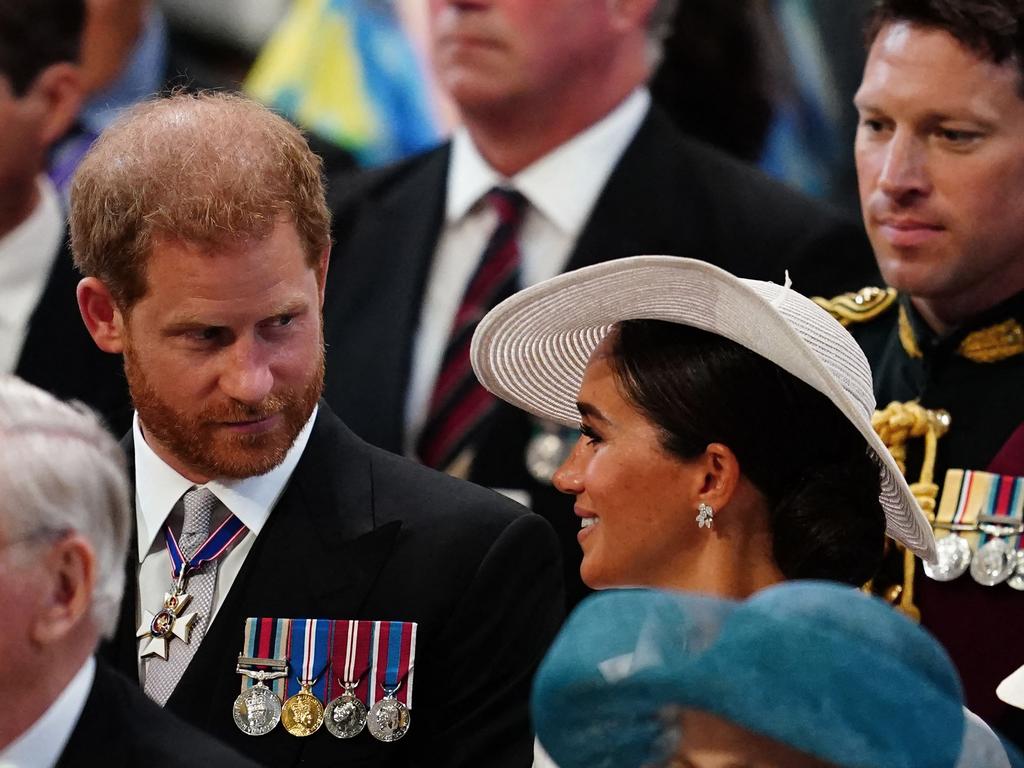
[815,0,1024,749]
[71,91,563,767]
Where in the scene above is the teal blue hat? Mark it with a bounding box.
[532,582,1011,768]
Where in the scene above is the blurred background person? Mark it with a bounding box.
[0,0,131,434]
[0,375,258,767]
[322,0,879,612]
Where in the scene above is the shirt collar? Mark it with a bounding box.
[0,176,62,287]
[0,656,94,768]
[133,405,318,562]
[446,88,650,234]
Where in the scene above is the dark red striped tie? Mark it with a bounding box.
[417,187,528,470]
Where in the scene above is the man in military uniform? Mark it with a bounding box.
[816,0,1024,746]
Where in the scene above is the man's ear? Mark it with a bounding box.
[27,62,84,148]
[31,533,96,646]
[77,277,127,354]
[607,0,658,31]
[317,245,331,309]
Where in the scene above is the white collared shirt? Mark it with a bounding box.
[133,407,317,683]
[0,177,63,374]
[0,657,95,768]
[404,88,651,453]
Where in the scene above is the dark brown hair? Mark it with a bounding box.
[0,0,85,94]
[609,320,886,587]
[866,0,1024,94]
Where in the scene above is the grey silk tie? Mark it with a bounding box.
[144,486,220,705]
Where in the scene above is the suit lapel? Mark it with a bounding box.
[323,148,449,452]
[162,407,401,750]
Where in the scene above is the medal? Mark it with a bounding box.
[282,680,325,737]
[368,685,410,742]
[281,618,331,737]
[136,577,198,658]
[366,620,417,743]
[923,534,972,582]
[525,421,576,484]
[1008,550,1024,591]
[138,510,247,661]
[970,538,1016,586]
[233,659,288,737]
[324,619,374,739]
[324,684,367,739]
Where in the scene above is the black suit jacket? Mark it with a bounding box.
[322,106,880,607]
[56,658,258,767]
[102,404,564,767]
[14,231,132,435]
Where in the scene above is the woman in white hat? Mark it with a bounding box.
[472,256,941,766]
[472,255,936,598]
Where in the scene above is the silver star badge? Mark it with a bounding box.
[136,591,199,659]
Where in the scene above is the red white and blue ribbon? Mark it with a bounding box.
[369,620,417,708]
[164,513,247,581]
[286,618,331,701]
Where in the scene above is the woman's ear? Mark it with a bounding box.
[696,442,741,511]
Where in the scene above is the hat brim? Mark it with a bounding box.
[471,256,936,563]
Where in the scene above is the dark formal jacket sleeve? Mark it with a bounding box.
[56,658,260,768]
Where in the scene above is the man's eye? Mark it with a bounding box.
[189,327,222,342]
[937,128,980,143]
[859,117,887,133]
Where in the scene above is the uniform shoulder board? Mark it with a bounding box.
[811,287,897,327]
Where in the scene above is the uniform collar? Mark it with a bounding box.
[898,291,1024,362]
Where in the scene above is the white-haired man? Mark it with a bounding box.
[0,375,257,767]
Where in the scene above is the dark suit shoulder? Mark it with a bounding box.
[57,660,259,768]
[327,144,449,218]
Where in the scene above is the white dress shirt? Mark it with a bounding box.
[0,177,63,374]
[0,657,95,768]
[404,88,651,454]
[133,407,317,683]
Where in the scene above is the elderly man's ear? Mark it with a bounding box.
[77,277,127,354]
[31,533,96,646]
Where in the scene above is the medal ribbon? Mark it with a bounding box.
[978,472,1024,550]
[326,619,375,704]
[286,618,331,701]
[241,617,291,700]
[937,469,985,550]
[164,512,247,581]
[369,620,417,708]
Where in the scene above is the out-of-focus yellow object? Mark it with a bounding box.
[245,0,440,165]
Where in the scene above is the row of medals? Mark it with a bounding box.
[232,669,410,742]
[924,525,1024,588]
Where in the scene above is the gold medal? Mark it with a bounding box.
[281,680,324,737]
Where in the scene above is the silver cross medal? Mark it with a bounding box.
[136,569,199,659]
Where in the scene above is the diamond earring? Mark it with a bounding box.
[696,502,714,529]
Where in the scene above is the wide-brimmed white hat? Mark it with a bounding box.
[470,255,936,563]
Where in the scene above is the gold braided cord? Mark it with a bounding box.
[812,286,897,327]
[870,401,951,621]
[900,306,1024,363]
[957,318,1024,362]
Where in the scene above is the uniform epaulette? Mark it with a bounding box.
[811,286,897,327]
